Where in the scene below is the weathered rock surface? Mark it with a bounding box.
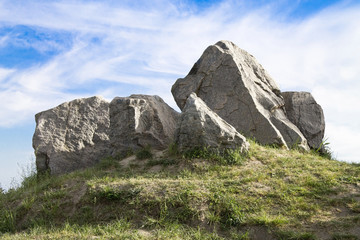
[33,96,111,175]
[175,92,249,152]
[33,94,179,175]
[172,40,309,150]
[109,94,179,155]
[282,91,325,149]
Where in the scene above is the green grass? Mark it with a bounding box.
[182,146,247,165]
[1,140,359,239]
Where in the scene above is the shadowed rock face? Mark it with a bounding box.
[33,96,111,175]
[172,40,309,150]
[109,94,179,155]
[282,91,325,149]
[175,92,249,152]
[33,95,179,175]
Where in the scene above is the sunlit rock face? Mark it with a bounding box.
[33,96,111,175]
[33,95,179,175]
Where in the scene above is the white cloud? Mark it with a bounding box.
[0,0,359,163]
[325,123,360,163]
[0,67,14,82]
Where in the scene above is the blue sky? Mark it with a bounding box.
[1,0,360,190]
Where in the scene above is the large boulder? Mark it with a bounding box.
[33,96,111,175]
[33,94,179,175]
[109,94,179,155]
[282,91,325,149]
[172,40,309,150]
[175,92,249,152]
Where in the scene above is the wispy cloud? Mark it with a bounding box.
[0,67,14,82]
[0,0,359,162]
[0,35,9,47]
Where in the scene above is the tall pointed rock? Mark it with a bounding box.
[172,40,308,150]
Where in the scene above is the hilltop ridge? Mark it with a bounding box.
[1,141,359,239]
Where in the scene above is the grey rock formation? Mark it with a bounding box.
[175,92,249,152]
[172,40,309,150]
[282,91,325,149]
[33,96,111,175]
[109,94,179,155]
[33,94,179,175]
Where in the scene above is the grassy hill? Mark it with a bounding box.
[1,141,359,239]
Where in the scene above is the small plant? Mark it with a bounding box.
[210,194,246,227]
[168,142,179,156]
[222,148,247,165]
[315,137,333,159]
[21,196,35,210]
[182,146,247,165]
[206,211,220,225]
[136,145,153,159]
[0,209,16,233]
[220,201,245,227]
[349,199,360,213]
[113,149,134,160]
[332,233,359,240]
[97,156,120,170]
[183,146,215,159]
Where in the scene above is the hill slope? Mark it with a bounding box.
[1,141,359,239]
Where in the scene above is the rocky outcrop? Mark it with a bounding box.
[33,96,111,175]
[33,95,179,175]
[33,40,328,175]
[110,94,179,155]
[172,40,309,150]
[282,92,325,149]
[175,92,249,152]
